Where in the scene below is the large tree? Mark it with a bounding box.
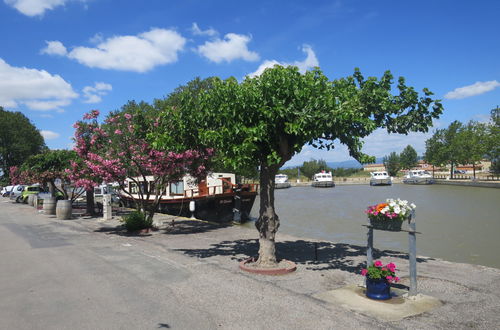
[0,107,46,184]
[399,145,418,170]
[154,66,443,266]
[383,152,401,177]
[425,121,465,178]
[486,107,500,174]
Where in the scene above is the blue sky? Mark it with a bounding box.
[1,0,499,166]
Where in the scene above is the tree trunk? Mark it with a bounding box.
[473,163,476,179]
[255,163,279,267]
[450,162,454,179]
[86,189,96,216]
[48,180,56,197]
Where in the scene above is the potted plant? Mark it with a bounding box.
[361,260,400,300]
[365,198,416,231]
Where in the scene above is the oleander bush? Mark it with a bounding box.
[121,211,152,231]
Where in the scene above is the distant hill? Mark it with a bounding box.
[283,158,384,169]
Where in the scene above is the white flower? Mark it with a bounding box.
[410,203,416,209]
[394,206,401,214]
[381,207,388,214]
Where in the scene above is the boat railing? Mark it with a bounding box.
[183,181,259,198]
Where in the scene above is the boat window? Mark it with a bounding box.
[129,182,138,194]
[139,182,148,194]
[94,188,102,195]
[170,181,184,195]
[149,181,155,194]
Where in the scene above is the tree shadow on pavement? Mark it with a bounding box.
[161,220,231,235]
[176,239,434,276]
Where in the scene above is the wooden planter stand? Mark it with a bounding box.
[363,211,420,296]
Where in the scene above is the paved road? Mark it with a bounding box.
[0,200,366,330]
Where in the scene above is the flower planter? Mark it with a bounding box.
[369,218,402,231]
[365,277,391,300]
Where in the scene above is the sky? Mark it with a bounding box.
[0,0,499,166]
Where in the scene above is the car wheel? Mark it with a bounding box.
[16,196,22,203]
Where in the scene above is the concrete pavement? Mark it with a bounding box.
[1,199,499,329]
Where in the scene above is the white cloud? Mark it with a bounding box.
[4,0,78,17]
[248,45,319,77]
[82,82,112,103]
[197,33,259,63]
[40,130,60,140]
[445,80,500,99]
[46,28,186,73]
[41,40,67,56]
[190,23,217,37]
[0,58,78,111]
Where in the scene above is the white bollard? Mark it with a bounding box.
[103,194,112,220]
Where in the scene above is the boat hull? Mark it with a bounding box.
[370,178,392,186]
[311,181,335,188]
[120,192,257,223]
[403,178,434,185]
[275,182,291,189]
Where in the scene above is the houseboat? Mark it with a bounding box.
[369,171,392,186]
[119,172,258,223]
[403,170,434,185]
[275,174,291,189]
[311,171,335,188]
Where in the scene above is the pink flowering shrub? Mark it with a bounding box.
[72,103,214,219]
[361,260,400,283]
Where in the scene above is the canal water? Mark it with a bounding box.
[248,184,500,269]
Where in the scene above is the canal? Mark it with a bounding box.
[248,184,500,269]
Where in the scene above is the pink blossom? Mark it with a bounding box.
[124,113,132,120]
[114,129,122,135]
[386,275,393,283]
[361,269,368,276]
[387,263,396,272]
[394,277,400,282]
[374,260,383,267]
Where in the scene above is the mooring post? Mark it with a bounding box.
[233,184,242,223]
[408,210,417,296]
[367,224,373,267]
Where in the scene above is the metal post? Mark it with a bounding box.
[233,185,242,223]
[367,225,373,267]
[408,210,417,296]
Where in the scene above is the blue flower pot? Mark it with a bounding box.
[365,277,391,300]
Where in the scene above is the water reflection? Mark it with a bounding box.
[247,184,500,269]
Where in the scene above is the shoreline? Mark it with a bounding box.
[289,178,500,188]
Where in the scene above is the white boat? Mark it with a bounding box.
[369,171,392,186]
[275,174,291,189]
[311,171,335,188]
[403,170,434,185]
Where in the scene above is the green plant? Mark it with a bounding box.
[361,260,400,282]
[121,211,152,231]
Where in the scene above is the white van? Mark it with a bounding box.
[9,185,26,200]
[1,185,14,197]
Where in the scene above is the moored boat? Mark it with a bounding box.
[369,171,392,186]
[403,170,434,185]
[311,171,335,188]
[119,172,258,223]
[275,174,291,189]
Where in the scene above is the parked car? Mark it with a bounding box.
[9,185,26,201]
[19,185,49,203]
[454,170,466,174]
[1,185,14,197]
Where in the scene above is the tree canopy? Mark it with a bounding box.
[383,152,401,176]
[152,65,443,266]
[399,145,418,170]
[0,107,46,184]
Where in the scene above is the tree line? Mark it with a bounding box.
[278,159,364,179]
